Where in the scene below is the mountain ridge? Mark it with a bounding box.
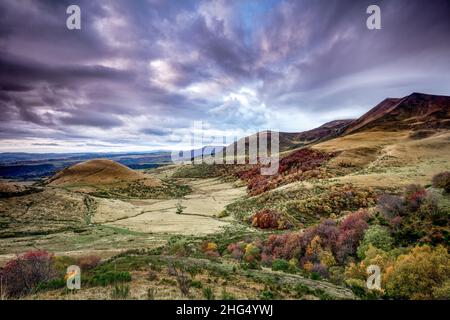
[230,92,450,154]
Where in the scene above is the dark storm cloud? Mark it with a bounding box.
[257,0,450,113]
[0,0,449,151]
[59,110,123,128]
[32,143,61,146]
[141,128,172,137]
[0,53,133,86]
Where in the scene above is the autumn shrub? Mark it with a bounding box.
[237,149,335,195]
[432,280,450,299]
[432,171,450,193]
[76,255,101,271]
[377,194,405,220]
[384,245,449,299]
[53,255,77,273]
[312,219,339,250]
[335,210,370,263]
[404,184,428,211]
[0,250,57,297]
[243,243,261,264]
[286,184,376,221]
[231,209,371,277]
[342,245,395,299]
[241,210,371,277]
[311,263,329,279]
[278,149,335,173]
[250,209,292,230]
[201,242,220,258]
[227,242,246,261]
[261,233,303,262]
[378,185,449,246]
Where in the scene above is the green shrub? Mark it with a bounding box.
[310,273,321,280]
[345,278,381,300]
[259,289,275,300]
[314,288,334,300]
[176,203,184,215]
[357,225,394,259]
[35,278,66,292]
[89,271,131,286]
[271,259,291,273]
[53,256,77,272]
[293,284,313,298]
[190,280,203,289]
[203,287,215,300]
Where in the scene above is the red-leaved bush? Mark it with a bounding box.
[76,255,101,271]
[236,148,334,195]
[404,184,428,211]
[227,242,246,260]
[228,210,371,275]
[261,232,303,263]
[201,242,220,258]
[377,183,449,246]
[0,250,57,297]
[250,209,292,229]
[335,210,370,263]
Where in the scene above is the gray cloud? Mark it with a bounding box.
[0,0,449,152]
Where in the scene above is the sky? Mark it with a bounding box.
[0,0,450,153]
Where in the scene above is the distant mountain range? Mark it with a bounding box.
[0,151,172,180]
[1,92,449,180]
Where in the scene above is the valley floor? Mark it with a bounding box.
[0,177,246,266]
[0,129,449,300]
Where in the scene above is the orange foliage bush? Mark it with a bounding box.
[250,209,292,229]
[201,242,219,257]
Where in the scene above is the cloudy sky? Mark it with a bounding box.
[0,0,449,152]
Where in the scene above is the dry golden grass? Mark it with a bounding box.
[25,268,268,300]
[311,130,450,189]
[48,159,161,188]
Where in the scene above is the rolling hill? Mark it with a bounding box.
[47,159,161,187]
